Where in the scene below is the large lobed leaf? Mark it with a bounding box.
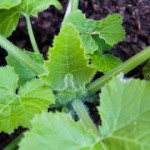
[99,75,150,149]
[0,0,61,37]
[42,25,95,91]
[0,66,55,134]
[0,0,21,9]
[19,75,150,149]
[19,112,100,150]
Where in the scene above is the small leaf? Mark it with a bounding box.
[95,14,125,46]
[42,25,95,91]
[7,50,44,86]
[0,66,55,134]
[98,75,150,149]
[90,51,122,73]
[19,112,99,150]
[0,0,21,10]
[63,11,125,54]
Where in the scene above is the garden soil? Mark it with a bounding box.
[0,0,150,149]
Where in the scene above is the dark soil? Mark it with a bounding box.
[0,0,150,149]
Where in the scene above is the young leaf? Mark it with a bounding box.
[90,51,122,73]
[94,14,125,46]
[63,10,98,54]
[19,112,100,150]
[0,0,21,9]
[6,50,44,86]
[0,66,55,134]
[98,75,150,149]
[63,10,125,54]
[0,0,61,37]
[42,25,95,91]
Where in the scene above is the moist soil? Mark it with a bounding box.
[0,0,150,149]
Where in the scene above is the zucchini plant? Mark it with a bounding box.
[0,0,150,150]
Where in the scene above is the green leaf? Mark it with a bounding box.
[17,0,62,17]
[7,50,44,86]
[0,66,55,134]
[42,25,95,91]
[98,75,150,149]
[0,66,18,103]
[63,10,98,54]
[0,0,21,9]
[0,0,61,37]
[143,60,150,80]
[0,9,20,37]
[19,112,100,150]
[90,51,122,73]
[63,10,125,54]
[95,14,125,46]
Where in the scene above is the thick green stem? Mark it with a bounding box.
[72,99,100,139]
[3,134,23,150]
[25,16,40,53]
[87,46,150,94]
[0,35,47,75]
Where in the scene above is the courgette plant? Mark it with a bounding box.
[0,0,150,150]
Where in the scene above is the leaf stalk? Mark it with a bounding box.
[25,16,40,54]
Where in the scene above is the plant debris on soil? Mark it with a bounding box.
[0,0,150,149]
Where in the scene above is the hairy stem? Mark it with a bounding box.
[25,16,40,53]
[3,134,23,150]
[72,99,100,139]
[87,46,150,93]
[0,34,47,75]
